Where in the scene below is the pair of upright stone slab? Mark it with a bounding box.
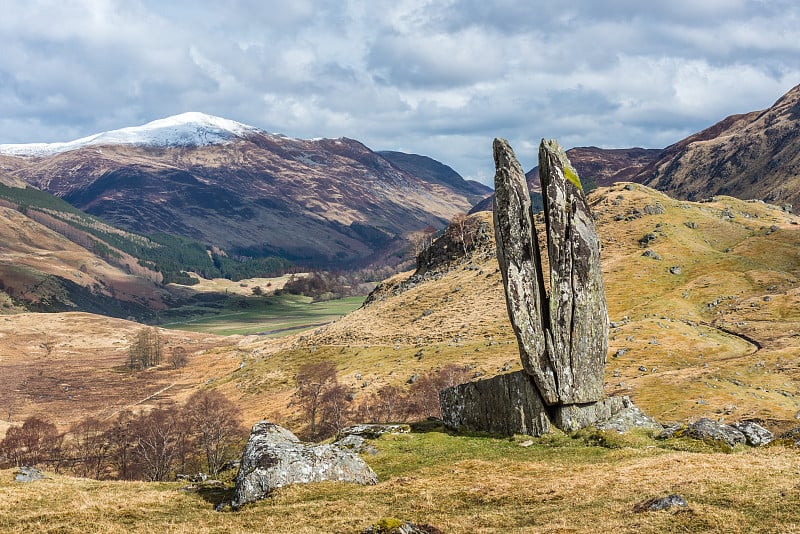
[440,138,614,435]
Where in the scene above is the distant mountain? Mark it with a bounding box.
[470,146,659,213]
[637,83,800,208]
[2,113,479,268]
[377,151,492,205]
[0,112,259,157]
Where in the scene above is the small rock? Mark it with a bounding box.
[638,233,658,247]
[638,365,648,372]
[633,494,688,513]
[407,373,419,385]
[14,466,46,483]
[340,424,411,439]
[363,519,444,534]
[335,435,379,455]
[763,296,772,302]
[685,418,746,448]
[643,203,665,215]
[684,221,698,229]
[669,266,682,275]
[519,440,534,447]
[730,420,774,446]
[642,249,662,260]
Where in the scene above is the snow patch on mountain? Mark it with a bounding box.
[0,112,263,157]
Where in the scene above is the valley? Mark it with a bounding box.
[2,86,800,532]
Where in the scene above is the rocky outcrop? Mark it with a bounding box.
[538,139,608,404]
[231,421,377,509]
[731,420,774,447]
[492,138,607,406]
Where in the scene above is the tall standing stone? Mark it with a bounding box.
[492,139,558,405]
[440,136,615,436]
[539,139,608,404]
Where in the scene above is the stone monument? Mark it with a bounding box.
[441,138,628,434]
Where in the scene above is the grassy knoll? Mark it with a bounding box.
[160,294,365,337]
[2,427,800,533]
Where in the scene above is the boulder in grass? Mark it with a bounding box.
[231,421,377,509]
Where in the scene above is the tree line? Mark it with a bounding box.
[0,391,246,481]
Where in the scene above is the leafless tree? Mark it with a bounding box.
[448,212,479,256]
[183,390,245,475]
[129,407,185,481]
[68,417,110,479]
[128,327,163,370]
[170,346,188,369]
[294,361,339,440]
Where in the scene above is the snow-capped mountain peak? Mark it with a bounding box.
[0,112,263,157]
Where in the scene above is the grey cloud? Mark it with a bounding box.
[1,0,799,186]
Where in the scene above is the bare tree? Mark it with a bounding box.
[319,383,353,437]
[129,407,185,481]
[0,415,61,467]
[409,364,471,419]
[68,417,110,479]
[128,327,163,370]
[448,213,479,256]
[170,346,188,369]
[294,361,339,440]
[183,390,244,475]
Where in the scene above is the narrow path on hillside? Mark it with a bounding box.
[682,319,762,357]
[102,382,176,420]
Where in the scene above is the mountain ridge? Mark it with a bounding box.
[2,118,481,268]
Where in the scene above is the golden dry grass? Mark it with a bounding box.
[2,430,800,533]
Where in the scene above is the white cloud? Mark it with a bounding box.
[0,0,799,185]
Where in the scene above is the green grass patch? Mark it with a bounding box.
[160,294,365,336]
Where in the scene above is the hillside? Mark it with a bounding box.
[1,113,481,268]
[377,150,492,205]
[638,83,800,208]
[227,184,800,432]
[0,312,237,438]
[0,202,171,318]
[3,183,800,533]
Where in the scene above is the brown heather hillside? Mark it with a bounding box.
[226,183,800,432]
[0,205,170,316]
[0,313,237,439]
[640,83,800,208]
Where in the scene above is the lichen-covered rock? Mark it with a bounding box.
[685,418,746,448]
[539,139,608,404]
[231,421,377,509]
[492,139,556,404]
[14,466,46,483]
[593,398,662,433]
[551,396,627,432]
[633,494,688,513]
[439,371,551,436]
[339,424,410,440]
[492,138,607,407]
[731,420,774,446]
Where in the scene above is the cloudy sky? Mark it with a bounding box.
[1,0,799,185]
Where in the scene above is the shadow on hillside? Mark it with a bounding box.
[185,483,235,509]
